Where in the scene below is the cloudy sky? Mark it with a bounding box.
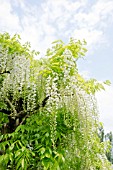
[0,0,113,133]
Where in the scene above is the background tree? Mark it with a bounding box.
[105,132,113,164]
[98,124,105,142]
[0,33,112,169]
[98,124,113,164]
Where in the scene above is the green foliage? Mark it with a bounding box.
[0,33,112,169]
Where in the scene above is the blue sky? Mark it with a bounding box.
[0,0,113,133]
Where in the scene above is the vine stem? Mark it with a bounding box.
[5,97,17,117]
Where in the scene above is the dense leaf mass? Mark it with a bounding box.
[0,33,112,169]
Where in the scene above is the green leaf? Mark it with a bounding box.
[104,80,111,86]
[40,147,46,155]
[52,40,64,44]
[21,159,24,169]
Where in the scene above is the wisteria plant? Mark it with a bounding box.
[0,33,112,170]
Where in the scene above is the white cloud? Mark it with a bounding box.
[69,0,113,51]
[0,0,21,33]
[16,0,86,53]
[96,85,113,133]
[93,0,113,17]
[73,28,103,47]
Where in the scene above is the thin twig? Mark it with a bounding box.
[19,115,30,125]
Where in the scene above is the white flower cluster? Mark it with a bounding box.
[27,82,37,112]
[60,50,78,107]
[2,55,30,98]
[45,74,60,112]
[0,46,10,72]
[63,49,76,67]
[45,74,61,146]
